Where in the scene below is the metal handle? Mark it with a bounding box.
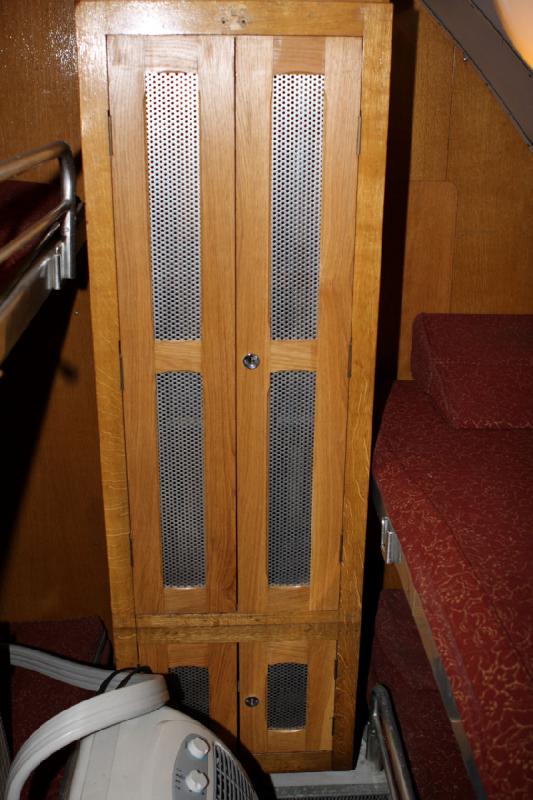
[242,353,260,370]
[244,696,260,707]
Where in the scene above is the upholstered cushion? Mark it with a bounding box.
[368,590,476,800]
[411,313,533,429]
[373,382,533,799]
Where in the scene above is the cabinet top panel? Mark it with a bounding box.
[76,1,391,39]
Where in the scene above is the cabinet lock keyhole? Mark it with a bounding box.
[244,696,260,707]
[243,353,260,370]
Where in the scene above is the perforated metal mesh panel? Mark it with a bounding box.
[156,372,206,587]
[268,371,316,586]
[267,663,308,730]
[215,743,257,800]
[145,71,201,340]
[168,665,209,717]
[271,74,324,340]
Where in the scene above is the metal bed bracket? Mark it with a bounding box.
[0,140,77,283]
[0,142,78,362]
[373,480,403,565]
[381,516,402,565]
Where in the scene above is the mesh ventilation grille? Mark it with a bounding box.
[168,665,210,718]
[215,743,257,800]
[145,71,201,340]
[156,372,206,587]
[268,371,316,586]
[271,74,324,340]
[267,662,308,730]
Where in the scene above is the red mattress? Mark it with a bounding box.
[368,589,476,800]
[373,380,533,798]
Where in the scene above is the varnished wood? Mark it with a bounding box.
[0,0,82,185]
[133,611,350,643]
[76,2,372,38]
[397,181,457,379]
[138,624,342,643]
[76,12,137,664]
[77,1,393,764]
[391,2,533,380]
[332,623,359,768]
[270,341,317,371]
[198,36,237,612]
[240,640,336,754]
[235,36,273,613]
[108,35,237,615]
[237,35,364,616]
[239,642,267,753]
[447,55,533,315]
[154,340,202,373]
[108,36,164,615]
[341,4,392,623]
[273,37,325,73]
[408,6,454,182]
[309,37,362,612]
[306,639,337,750]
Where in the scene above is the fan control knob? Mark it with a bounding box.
[187,737,210,760]
[185,769,209,793]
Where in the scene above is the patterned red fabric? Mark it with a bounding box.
[3,617,110,799]
[368,589,476,800]
[373,382,533,799]
[411,313,533,429]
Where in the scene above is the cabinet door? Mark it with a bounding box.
[107,36,236,615]
[236,37,363,612]
[139,642,237,739]
[239,640,337,758]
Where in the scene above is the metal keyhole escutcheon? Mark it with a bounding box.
[244,696,260,708]
[243,353,261,370]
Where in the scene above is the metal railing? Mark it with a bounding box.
[0,140,76,280]
[0,141,78,362]
[366,685,417,800]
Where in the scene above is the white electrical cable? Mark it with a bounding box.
[8,644,154,691]
[4,645,169,800]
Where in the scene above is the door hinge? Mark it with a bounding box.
[332,716,336,736]
[118,341,124,391]
[347,341,352,379]
[129,536,134,568]
[339,530,344,564]
[356,113,362,156]
[334,656,339,680]
[107,110,113,156]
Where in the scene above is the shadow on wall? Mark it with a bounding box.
[374,0,419,430]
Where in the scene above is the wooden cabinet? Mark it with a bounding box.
[76,1,391,772]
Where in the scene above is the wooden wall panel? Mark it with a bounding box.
[397,180,456,378]
[0,0,82,186]
[0,1,110,628]
[391,1,533,380]
[407,7,454,182]
[447,56,533,314]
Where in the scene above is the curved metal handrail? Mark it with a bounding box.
[0,141,76,279]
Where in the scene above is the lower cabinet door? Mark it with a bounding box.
[138,642,238,740]
[239,640,337,758]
